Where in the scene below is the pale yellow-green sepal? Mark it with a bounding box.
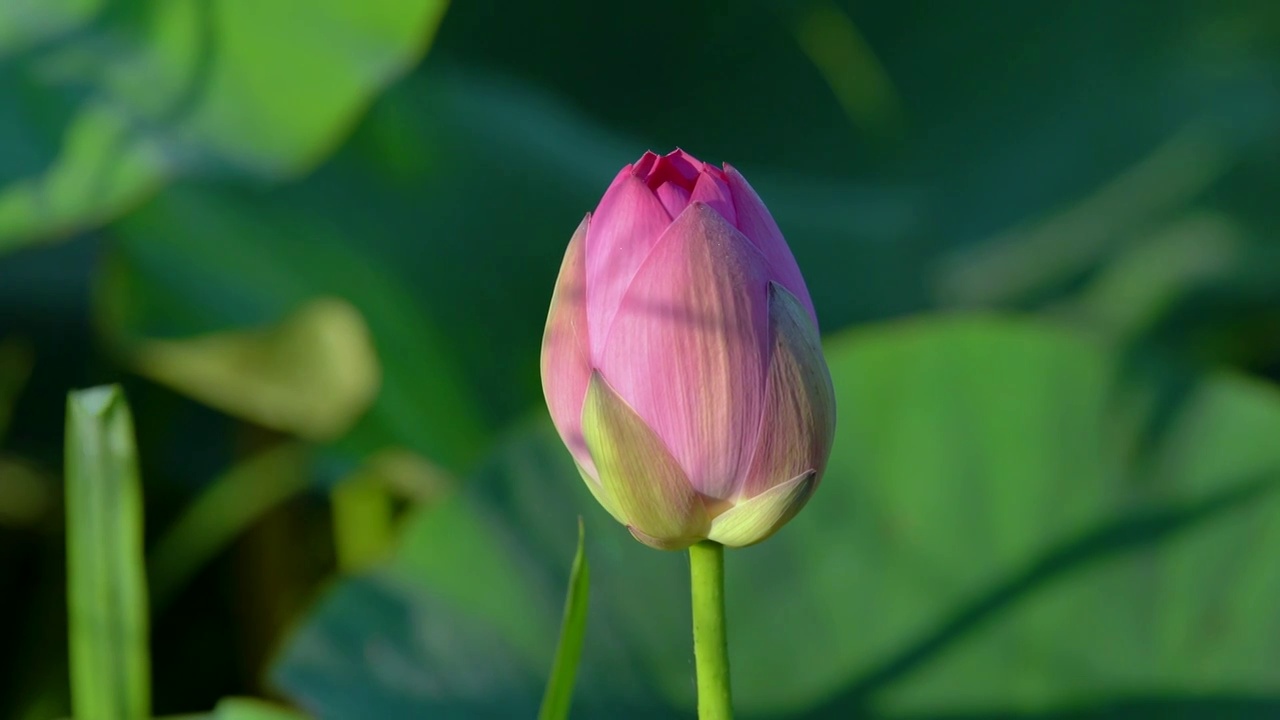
[707,470,817,548]
[573,461,625,525]
[581,371,708,550]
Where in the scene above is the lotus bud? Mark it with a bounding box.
[541,149,835,550]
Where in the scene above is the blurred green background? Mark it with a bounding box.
[3,0,1280,718]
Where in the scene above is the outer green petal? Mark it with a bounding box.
[627,525,702,552]
[573,460,624,525]
[581,372,708,550]
[708,471,817,548]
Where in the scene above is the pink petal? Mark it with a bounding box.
[741,282,836,498]
[644,149,701,189]
[598,202,771,500]
[655,182,691,218]
[586,173,675,362]
[541,215,596,477]
[667,148,702,171]
[724,163,818,328]
[632,151,659,177]
[688,168,737,227]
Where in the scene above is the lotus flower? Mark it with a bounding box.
[541,149,835,550]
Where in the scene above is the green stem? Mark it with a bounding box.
[689,540,733,719]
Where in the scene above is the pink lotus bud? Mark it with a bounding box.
[541,149,835,550]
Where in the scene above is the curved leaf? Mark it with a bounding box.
[0,0,449,250]
[271,315,1280,718]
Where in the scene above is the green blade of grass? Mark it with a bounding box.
[537,517,590,720]
[65,385,150,720]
